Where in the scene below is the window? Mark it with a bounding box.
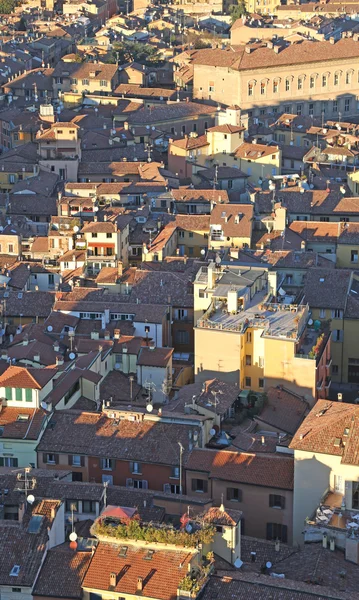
[72,472,82,482]
[309,103,314,116]
[65,500,78,512]
[9,174,15,184]
[246,355,251,366]
[191,479,208,493]
[0,457,18,467]
[285,79,290,92]
[5,387,12,401]
[170,483,181,494]
[106,232,112,239]
[248,83,253,96]
[260,82,266,95]
[332,309,343,319]
[334,73,339,86]
[209,81,215,92]
[14,388,22,401]
[269,494,285,509]
[8,244,14,253]
[49,274,54,286]
[297,78,303,90]
[175,330,189,345]
[345,98,351,112]
[45,454,56,464]
[12,589,21,593]
[333,100,338,113]
[309,76,315,89]
[266,523,287,543]
[82,79,89,86]
[83,500,96,513]
[319,309,326,318]
[296,104,302,116]
[322,74,327,87]
[131,461,141,474]
[91,233,98,238]
[245,377,251,387]
[333,329,343,342]
[332,365,339,374]
[171,466,180,479]
[259,378,264,389]
[351,250,359,263]
[181,125,186,134]
[100,80,107,87]
[346,71,352,85]
[246,332,252,343]
[71,455,82,467]
[273,80,278,93]
[133,479,148,489]
[227,487,242,502]
[101,458,114,470]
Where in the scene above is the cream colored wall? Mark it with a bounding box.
[207,524,241,565]
[311,307,343,382]
[0,439,38,467]
[263,338,316,405]
[293,449,359,543]
[194,327,241,384]
[193,64,240,107]
[240,327,265,390]
[336,243,359,268]
[342,318,359,385]
[208,131,243,155]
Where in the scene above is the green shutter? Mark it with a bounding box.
[15,388,22,402]
[25,388,32,402]
[5,387,12,400]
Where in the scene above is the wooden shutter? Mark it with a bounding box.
[163,483,171,493]
[269,494,274,507]
[281,496,286,509]
[203,480,208,493]
[227,488,232,501]
[126,478,133,487]
[54,454,59,464]
[68,455,73,466]
[43,453,47,464]
[142,480,148,490]
[80,456,85,467]
[191,479,197,492]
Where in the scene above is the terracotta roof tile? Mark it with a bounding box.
[186,449,294,490]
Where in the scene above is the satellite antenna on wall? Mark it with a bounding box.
[266,561,272,569]
[27,494,35,505]
[234,559,243,569]
[308,319,313,326]
[69,532,78,542]
[47,325,53,332]
[69,352,76,360]
[40,401,48,411]
[209,428,216,437]
[146,403,153,413]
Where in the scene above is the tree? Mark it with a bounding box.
[229,0,248,24]
[0,0,17,13]
[105,41,162,67]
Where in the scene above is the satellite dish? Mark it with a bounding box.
[47,325,53,332]
[209,428,216,436]
[40,401,48,411]
[185,523,192,533]
[266,561,272,569]
[143,247,149,254]
[73,225,79,233]
[200,249,206,256]
[69,352,76,360]
[146,403,153,413]
[234,558,243,569]
[69,531,78,542]
[27,494,35,504]
[308,319,313,326]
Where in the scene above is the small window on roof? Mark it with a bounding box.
[10,565,20,577]
[17,414,29,422]
[119,546,128,557]
[18,292,23,299]
[28,515,44,534]
[144,549,154,560]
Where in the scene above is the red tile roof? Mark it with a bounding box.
[0,366,56,389]
[186,449,294,490]
[83,542,194,600]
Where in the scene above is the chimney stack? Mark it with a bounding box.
[137,577,143,592]
[110,572,117,588]
[117,262,123,278]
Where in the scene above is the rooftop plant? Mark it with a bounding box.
[93,519,215,548]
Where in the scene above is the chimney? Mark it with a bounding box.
[104,214,107,222]
[33,353,40,363]
[50,507,56,519]
[329,37,335,44]
[54,341,60,352]
[117,262,123,278]
[91,331,100,340]
[245,46,252,54]
[1,349,7,360]
[110,572,117,588]
[104,330,110,340]
[137,577,143,592]
[23,336,29,346]
[56,355,64,366]
[114,328,121,339]
[124,121,129,130]
[274,45,280,54]
[261,435,265,446]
